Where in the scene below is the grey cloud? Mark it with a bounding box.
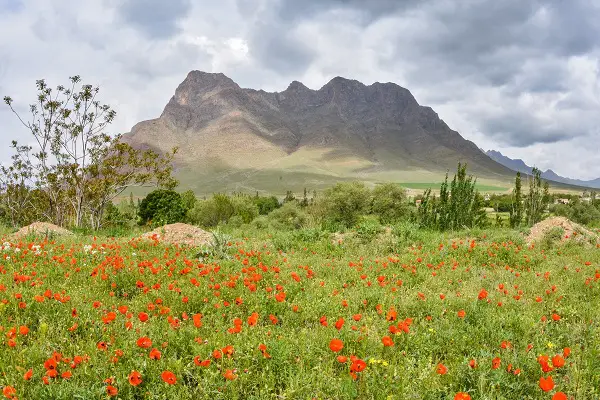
[482,113,572,147]
[117,0,191,39]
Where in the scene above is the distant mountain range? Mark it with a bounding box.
[486,150,600,189]
[121,71,527,194]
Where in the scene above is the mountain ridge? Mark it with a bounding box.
[122,71,520,193]
[485,150,600,189]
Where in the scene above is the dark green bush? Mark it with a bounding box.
[138,189,185,226]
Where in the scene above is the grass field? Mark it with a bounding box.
[0,226,598,399]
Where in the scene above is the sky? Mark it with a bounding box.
[1,0,599,179]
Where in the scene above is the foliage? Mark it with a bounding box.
[370,183,411,224]
[418,163,487,230]
[138,190,186,226]
[321,182,371,229]
[1,76,177,229]
[524,168,550,226]
[253,195,280,215]
[509,172,523,228]
[266,202,308,230]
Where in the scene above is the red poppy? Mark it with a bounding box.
[350,359,366,373]
[491,357,501,369]
[136,337,152,348]
[106,385,118,397]
[23,368,33,381]
[149,348,162,360]
[129,370,142,386]
[329,339,344,352]
[223,369,238,380]
[161,371,177,385]
[381,336,394,347]
[454,393,471,400]
[552,393,567,400]
[539,376,554,392]
[552,354,565,368]
[436,363,448,375]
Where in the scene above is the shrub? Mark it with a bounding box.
[267,202,308,230]
[254,195,280,215]
[187,193,234,228]
[230,195,259,224]
[138,189,185,226]
[321,182,371,229]
[371,183,410,224]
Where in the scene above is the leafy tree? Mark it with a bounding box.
[138,189,185,226]
[2,76,176,229]
[524,168,549,226]
[371,183,410,224]
[180,190,197,212]
[417,163,486,230]
[254,195,280,215]
[509,172,523,228]
[321,182,371,228]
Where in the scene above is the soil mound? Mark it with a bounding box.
[142,223,213,247]
[12,222,73,239]
[526,217,597,245]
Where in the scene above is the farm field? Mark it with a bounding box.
[0,227,599,400]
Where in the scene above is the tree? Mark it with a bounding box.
[417,163,486,230]
[371,183,410,224]
[322,182,371,228]
[509,172,523,228]
[524,168,549,226]
[138,189,185,226]
[3,76,177,229]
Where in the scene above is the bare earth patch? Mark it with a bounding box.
[142,223,213,247]
[526,216,598,245]
[12,222,73,239]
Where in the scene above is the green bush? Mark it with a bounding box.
[254,195,280,215]
[138,189,186,226]
[187,193,234,228]
[371,183,411,224]
[267,202,307,230]
[321,182,371,229]
[231,195,259,224]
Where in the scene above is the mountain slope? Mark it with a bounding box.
[486,150,600,189]
[123,71,518,194]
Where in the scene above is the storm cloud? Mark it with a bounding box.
[0,0,599,179]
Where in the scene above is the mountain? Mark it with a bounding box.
[486,150,600,189]
[122,71,518,194]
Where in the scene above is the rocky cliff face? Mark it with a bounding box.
[123,71,514,180]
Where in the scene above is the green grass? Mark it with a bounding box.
[0,225,598,399]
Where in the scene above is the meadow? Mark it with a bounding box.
[0,224,598,400]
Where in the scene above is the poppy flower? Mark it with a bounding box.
[492,357,501,369]
[454,393,471,400]
[149,348,162,360]
[552,354,565,368]
[436,363,448,375]
[539,376,554,392]
[552,393,567,400]
[106,385,118,396]
[161,371,177,385]
[337,355,348,363]
[457,310,466,319]
[138,312,149,322]
[23,368,33,381]
[2,386,16,399]
[329,339,344,352]
[381,336,394,347]
[136,337,152,348]
[129,370,142,386]
[213,349,223,359]
[335,318,345,331]
[223,369,238,380]
[350,359,366,373]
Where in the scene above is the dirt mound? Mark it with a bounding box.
[12,222,73,239]
[526,217,597,245]
[142,223,213,247]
